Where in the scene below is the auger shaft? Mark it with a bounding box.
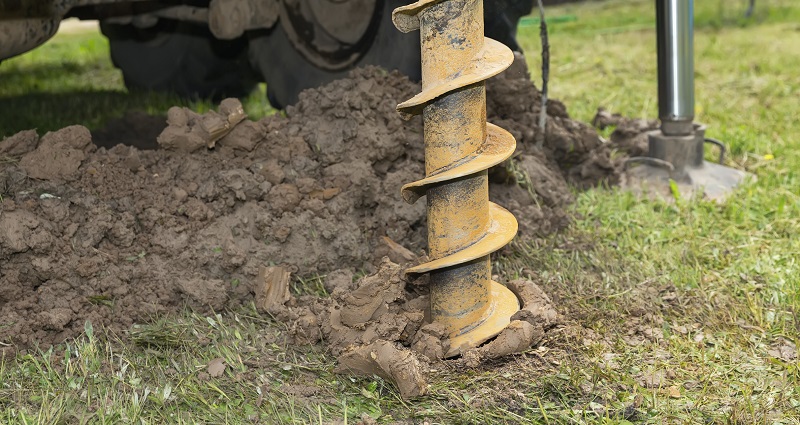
[424,61,491,332]
[656,0,695,137]
[394,0,520,357]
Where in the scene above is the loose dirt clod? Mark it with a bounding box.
[1,65,624,390]
[158,98,248,152]
[254,266,291,313]
[18,126,94,181]
[321,259,424,354]
[335,340,428,399]
[593,108,659,158]
[461,278,559,367]
[381,236,418,263]
[0,129,38,157]
[207,357,227,378]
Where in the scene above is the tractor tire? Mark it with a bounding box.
[101,20,258,100]
[249,0,533,109]
[248,0,421,109]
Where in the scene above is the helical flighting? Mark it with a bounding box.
[393,0,520,357]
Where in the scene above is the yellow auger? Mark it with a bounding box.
[393,0,520,357]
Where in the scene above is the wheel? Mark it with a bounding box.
[101,20,258,100]
[248,0,421,109]
[249,0,532,109]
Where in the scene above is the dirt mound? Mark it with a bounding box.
[0,64,618,358]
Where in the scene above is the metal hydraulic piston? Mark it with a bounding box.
[625,0,750,200]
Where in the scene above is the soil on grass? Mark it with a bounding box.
[0,64,621,371]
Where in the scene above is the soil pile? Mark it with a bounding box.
[0,64,619,361]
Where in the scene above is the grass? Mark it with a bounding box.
[2,0,800,423]
[0,32,275,136]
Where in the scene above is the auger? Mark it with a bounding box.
[393,0,520,357]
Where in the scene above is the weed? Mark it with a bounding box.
[125,251,146,262]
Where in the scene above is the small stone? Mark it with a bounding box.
[667,385,681,398]
[207,358,226,378]
[173,188,188,202]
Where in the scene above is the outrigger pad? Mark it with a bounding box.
[623,159,752,202]
[622,128,753,202]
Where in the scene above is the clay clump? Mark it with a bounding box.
[158,98,249,152]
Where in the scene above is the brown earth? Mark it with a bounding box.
[0,63,625,380]
[592,107,659,158]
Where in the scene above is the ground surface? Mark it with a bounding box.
[0,63,612,355]
[1,0,799,423]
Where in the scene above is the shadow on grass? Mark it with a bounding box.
[0,90,197,137]
[0,62,92,90]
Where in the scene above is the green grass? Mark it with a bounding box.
[0,33,275,136]
[2,0,800,423]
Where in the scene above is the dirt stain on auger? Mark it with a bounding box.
[393,0,521,357]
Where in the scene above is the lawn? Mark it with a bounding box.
[1,0,799,423]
